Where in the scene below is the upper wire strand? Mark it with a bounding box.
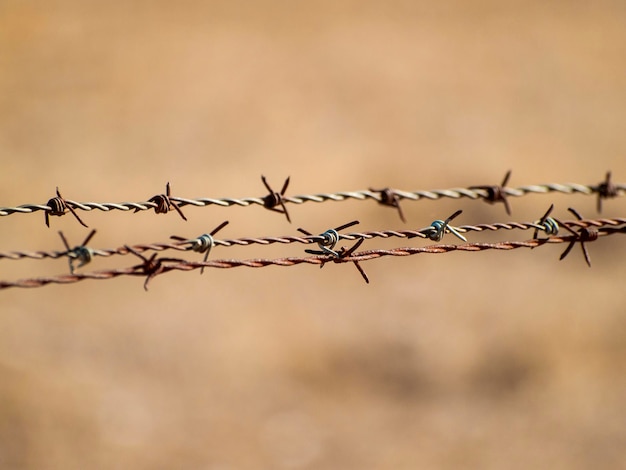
[3,178,624,217]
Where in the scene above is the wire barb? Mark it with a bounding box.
[298,221,369,282]
[58,229,97,274]
[125,246,180,291]
[261,175,291,223]
[556,208,599,267]
[597,171,618,213]
[532,204,559,245]
[423,210,467,242]
[298,220,360,257]
[45,187,88,228]
[170,220,229,274]
[325,238,370,284]
[370,187,406,223]
[136,182,187,221]
[471,170,513,215]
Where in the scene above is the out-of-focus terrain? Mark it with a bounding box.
[1,1,626,468]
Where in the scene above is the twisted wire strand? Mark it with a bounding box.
[2,181,624,217]
[2,217,625,262]
[2,228,624,290]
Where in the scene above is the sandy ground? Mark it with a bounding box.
[1,1,626,468]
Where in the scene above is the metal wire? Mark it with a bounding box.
[2,173,624,290]
[2,228,623,290]
[2,216,624,262]
[1,180,624,218]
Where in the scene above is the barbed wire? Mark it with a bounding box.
[2,172,624,291]
[2,214,625,263]
[2,227,624,290]
[0,172,623,224]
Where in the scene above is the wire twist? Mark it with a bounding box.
[4,173,625,290]
[2,175,624,218]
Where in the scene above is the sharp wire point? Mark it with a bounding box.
[555,210,598,266]
[502,169,512,187]
[532,204,558,247]
[470,170,513,215]
[44,187,88,228]
[597,170,618,213]
[170,220,229,274]
[425,210,466,242]
[3,175,626,289]
[58,229,97,273]
[261,175,291,223]
[371,187,406,223]
[138,183,187,221]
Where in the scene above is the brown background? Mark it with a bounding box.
[1,1,626,468]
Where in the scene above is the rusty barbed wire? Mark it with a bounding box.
[44,187,89,228]
[470,169,513,215]
[556,208,599,267]
[136,182,188,221]
[1,173,624,221]
[597,171,619,213]
[261,175,292,222]
[2,227,624,290]
[2,215,625,263]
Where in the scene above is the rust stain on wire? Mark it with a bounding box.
[44,187,88,228]
[596,171,619,213]
[135,182,187,221]
[261,175,291,222]
[470,169,513,215]
[556,208,599,267]
[369,187,406,222]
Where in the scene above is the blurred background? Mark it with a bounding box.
[1,1,626,468]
